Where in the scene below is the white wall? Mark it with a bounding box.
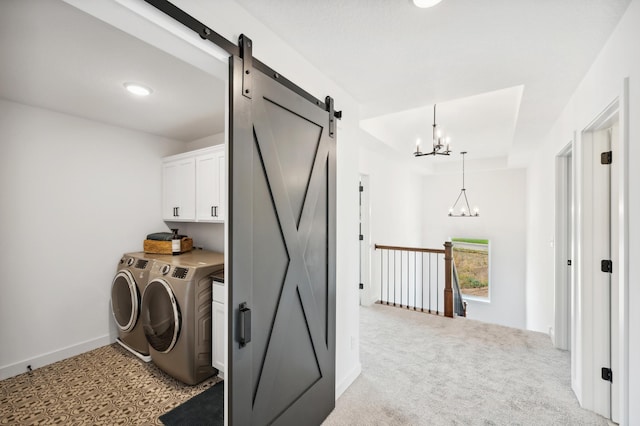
[359,141,425,306]
[185,132,224,152]
[0,99,185,379]
[422,168,527,329]
[525,147,556,334]
[525,0,639,422]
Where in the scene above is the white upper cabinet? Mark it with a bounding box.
[162,145,225,223]
[162,157,195,221]
[196,147,225,222]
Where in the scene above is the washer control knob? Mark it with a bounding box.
[160,264,170,275]
[126,258,134,266]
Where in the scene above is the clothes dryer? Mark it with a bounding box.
[110,252,159,361]
[141,250,224,385]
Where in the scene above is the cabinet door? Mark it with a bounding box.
[195,148,225,222]
[211,299,226,376]
[215,150,225,221]
[162,158,195,221]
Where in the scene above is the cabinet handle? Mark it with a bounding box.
[173,207,176,217]
[211,206,218,217]
[175,207,180,217]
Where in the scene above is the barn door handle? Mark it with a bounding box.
[239,302,251,347]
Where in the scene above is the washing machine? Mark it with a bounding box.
[140,250,224,385]
[110,252,159,362]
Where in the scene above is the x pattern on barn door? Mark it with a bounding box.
[231,54,336,425]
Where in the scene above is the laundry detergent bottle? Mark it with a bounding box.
[171,228,180,255]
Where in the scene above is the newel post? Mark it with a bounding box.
[444,241,453,318]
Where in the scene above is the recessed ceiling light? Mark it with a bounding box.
[124,83,152,97]
[413,0,443,8]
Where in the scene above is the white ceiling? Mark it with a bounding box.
[1,0,629,161]
[233,0,631,167]
[360,85,523,163]
[0,0,226,142]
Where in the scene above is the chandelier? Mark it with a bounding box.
[414,104,452,157]
[449,152,479,217]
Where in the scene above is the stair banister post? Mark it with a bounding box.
[444,241,454,318]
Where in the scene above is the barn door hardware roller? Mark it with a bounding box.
[239,34,253,99]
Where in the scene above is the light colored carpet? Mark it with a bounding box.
[324,304,608,426]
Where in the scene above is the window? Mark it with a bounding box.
[451,238,490,300]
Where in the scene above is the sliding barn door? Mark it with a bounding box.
[228,51,336,425]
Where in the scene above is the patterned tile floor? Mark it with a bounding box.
[0,344,221,425]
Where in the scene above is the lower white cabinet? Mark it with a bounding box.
[211,282,226,378]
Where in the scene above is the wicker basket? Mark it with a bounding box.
[143,237,193,254]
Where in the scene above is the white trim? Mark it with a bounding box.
[0,335,112,380]
[62,0,229,80]
[616,77,630,426]
[462,295,491,304]
[554,141,573,350]
[574,91,628,420]
[335,363,362,399]
[359,174,374,306]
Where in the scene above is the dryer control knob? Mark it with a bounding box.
[160,264,170,275]
[126,258,134,266]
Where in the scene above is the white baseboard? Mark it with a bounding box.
[0,335,113,380]
[335,362,361,399]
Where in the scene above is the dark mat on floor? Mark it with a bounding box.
[160,382,224,426]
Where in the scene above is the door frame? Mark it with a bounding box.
[573,79,629,422]
[359,174,372,305]
[554,140,573,352]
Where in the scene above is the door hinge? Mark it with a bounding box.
[601,259,612,273]
[359,234,364,241]
[600,151,612,165]
[326,96,335,138]
[601,367,612,382]
[359,283,364,289]
[567,259,572,266]
[239,34,253,99]
[359,185,364,192]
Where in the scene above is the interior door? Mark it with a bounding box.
[229,53,336,425]
[592,127,612,417]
